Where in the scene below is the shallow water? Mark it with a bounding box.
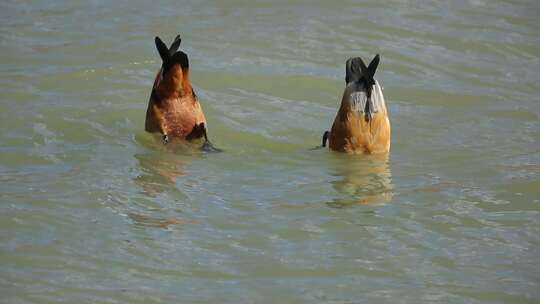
[1,0,540,303]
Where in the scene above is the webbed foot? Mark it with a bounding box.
[201,141,223,153]
[198,123,223,153]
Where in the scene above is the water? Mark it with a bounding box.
[1,0,539,303]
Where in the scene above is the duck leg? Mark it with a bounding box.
[199,123,222,152]
[322,131,329,147]
[199,122,208,142]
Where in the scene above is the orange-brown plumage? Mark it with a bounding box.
[145,35,207,143]
[329,80,390,153]
[324,55,391,154]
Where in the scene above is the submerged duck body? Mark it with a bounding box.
[324,55,391,154]
[145,35,208,143]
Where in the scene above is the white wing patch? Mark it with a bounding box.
[348,80,385,119]
[350,91,368,113]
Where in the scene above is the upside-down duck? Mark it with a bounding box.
[145,35,209,145]
[322,54,391,154]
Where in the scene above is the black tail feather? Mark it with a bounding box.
[358,54,379,99]
[169,34,182,54]
[155,36,171,62]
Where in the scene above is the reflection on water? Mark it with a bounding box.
[129,141,201,229]
[327,153,393,208]
[133,134,204,197]
[127,212,197,229]
[134,151,188,197]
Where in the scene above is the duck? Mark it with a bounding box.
[322,54,391,154]
[145,35,209,145]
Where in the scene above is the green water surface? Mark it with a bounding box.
[1,1,539,303]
